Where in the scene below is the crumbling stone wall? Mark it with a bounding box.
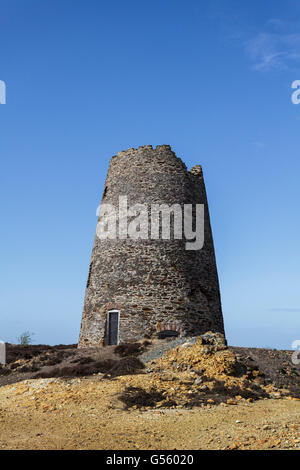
[78,145,225,347]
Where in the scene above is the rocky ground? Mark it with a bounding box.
[0,334,299,450]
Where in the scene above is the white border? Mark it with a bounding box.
[0,341,6,365]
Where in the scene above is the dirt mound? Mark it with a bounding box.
[5,344,77,364]
[1,335,299,409]
[118,332,298,410]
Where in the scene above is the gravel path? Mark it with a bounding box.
[139,337,197,364]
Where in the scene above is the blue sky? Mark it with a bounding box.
[0,0,300,348]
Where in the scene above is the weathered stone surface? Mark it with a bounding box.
[78,145,225,347]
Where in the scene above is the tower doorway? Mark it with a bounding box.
[107,310,119,345]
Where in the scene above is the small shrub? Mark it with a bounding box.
[0,366,11,376]
[17,331,34,345]
[115,343,142,357]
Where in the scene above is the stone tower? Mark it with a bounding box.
[78,145,225,348]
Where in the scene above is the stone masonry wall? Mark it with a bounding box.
[78,145,225,348]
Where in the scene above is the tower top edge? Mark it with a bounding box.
[108,146,206,175]
[108,145,192,172]
[189,165,203,176]
[111,144,175,159]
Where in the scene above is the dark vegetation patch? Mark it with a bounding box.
[34,357,145,379]
[0,344,118,386]
[0,343,145,386]
[109,357,145,377]
[0,340,149,385]
[119,386,165,409]
[5,344,77,364]
[70,356,95,365]
[34,359,116,378]
[230,346,300,398]
[115,341,150,357]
